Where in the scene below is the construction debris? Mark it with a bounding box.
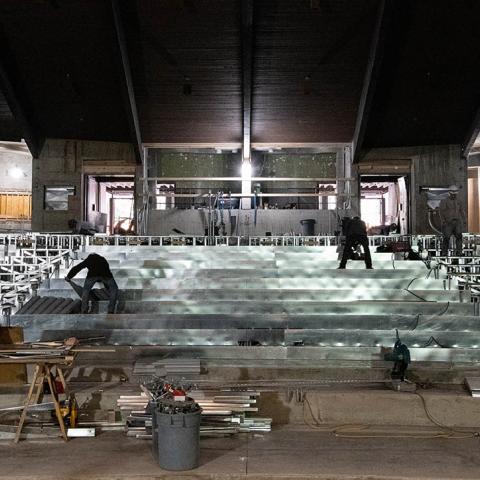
[117,376,271,438]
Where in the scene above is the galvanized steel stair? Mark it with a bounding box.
[12,245,480,364]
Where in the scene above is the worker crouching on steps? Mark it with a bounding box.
[338,216,373,270]
[65,253,119,314]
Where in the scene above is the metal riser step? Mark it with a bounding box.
[47,274,445,290]
[39,286,462,303]
[85,260,426,270]
[30,289,473,316]
[14,313,480,332]
[59,268,431,279]
[25,328,480,350]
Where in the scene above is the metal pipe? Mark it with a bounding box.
[141,176,355,182]
[139,192,355,198]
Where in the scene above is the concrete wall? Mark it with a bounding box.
[0,150,31,192]
[0,220,31,232]
[32,139,135,232]
[149,208,345,236]
[362,145,466,234]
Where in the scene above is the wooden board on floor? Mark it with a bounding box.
[0,327,27,384]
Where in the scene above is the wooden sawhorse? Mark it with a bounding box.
[0,355,75,443]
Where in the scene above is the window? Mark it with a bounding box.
[318,183,336,210]
[156,183,175,210]
[44,186,75,211]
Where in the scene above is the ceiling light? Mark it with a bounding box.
[241,162,252,179]
[9,167,23,179]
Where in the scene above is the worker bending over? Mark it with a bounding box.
[439,185,465,256]
[65,253,119,314]
[338,216,373,269]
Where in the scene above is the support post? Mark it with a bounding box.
[241,0,254,209]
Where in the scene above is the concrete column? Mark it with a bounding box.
[241,158,252,209]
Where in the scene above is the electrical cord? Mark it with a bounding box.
[403,276,430,302]
[409,313,420,331]
[420,336,446,348]
[437,301,450,316]
[302,390,478,439]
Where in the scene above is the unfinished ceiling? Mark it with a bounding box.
[0,0,479,157]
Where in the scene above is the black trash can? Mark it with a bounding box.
[300,219,316,236]
[152,407,202,471]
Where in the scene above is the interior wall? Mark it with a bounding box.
[0,149,32,192]
[412,145,466,233]
[362,145,466,234]
[148,208,345,236]
[0,148,32,231]
[32,139,135,232]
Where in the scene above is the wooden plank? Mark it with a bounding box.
[0,327,26,384]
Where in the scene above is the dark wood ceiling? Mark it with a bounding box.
[252,0,378,144]
[0,0,130,143]
[364,0,480,149]
[126,0,243,144]
[0,0,479,154]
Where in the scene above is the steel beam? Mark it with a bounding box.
[352,0,393,163]
[111,0,142,164]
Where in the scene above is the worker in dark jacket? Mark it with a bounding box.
[338,216,373,269]
[65,253,118,314]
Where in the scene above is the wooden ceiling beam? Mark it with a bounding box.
[112,0,142,164]
[352,0,393,164]
[0,28,44,158]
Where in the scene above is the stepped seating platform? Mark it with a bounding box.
[12,245,480,373]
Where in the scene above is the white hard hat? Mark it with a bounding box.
[449,185,459,191]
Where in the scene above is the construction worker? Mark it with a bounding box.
[65,254,118,314]
[338,216,372,269]
[439,185,465,256]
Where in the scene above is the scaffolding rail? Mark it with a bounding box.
[0,247,72,323]
[1,232,480,249]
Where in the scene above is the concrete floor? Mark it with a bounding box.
[0,426,479,479]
